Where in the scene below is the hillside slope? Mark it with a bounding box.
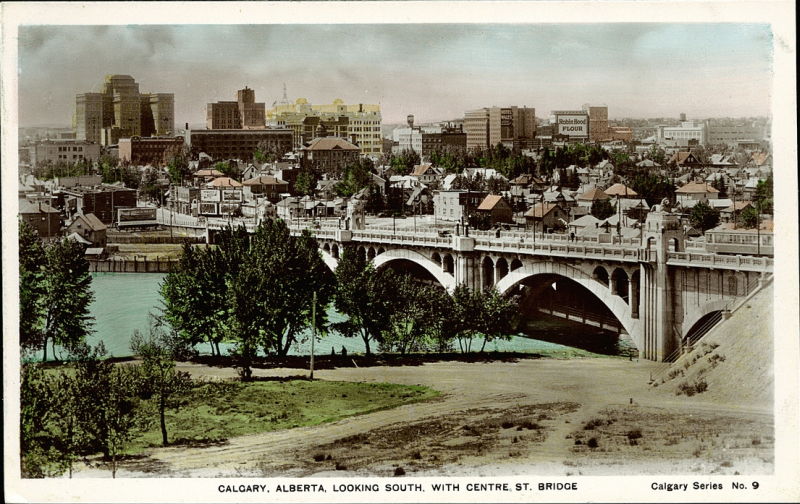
[660,281,773,410]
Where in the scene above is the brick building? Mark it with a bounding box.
[61,186,138,224]
[465,106,536,150]
[19,199,62,238]
[206,87,266,130]
[188,129,293,162]
[301,137,360,177]
[119,136,185,165]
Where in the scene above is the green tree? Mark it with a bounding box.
[386,149,420,176]
[740,206,759,229]
[165,145,193,185]
[475,288,518,352]
[295,169,317,197]
[215,161,239,181]
[30,238,95,362]
[130,316,194,445]
[452,285,483,353]
[20,363,56,478]
[754,175,773,214]
[590,199,615,220]
[711,175,728,198]
[630,174,676,207]
[335,158,374,197]
[380,273,427,355]
[690,201,720,233]
[160,241,229,356]
[420,285,458,353]
[332,248,392,356]
[19,221,46,355]
[71,343,150,478]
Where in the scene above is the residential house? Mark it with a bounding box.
[242,176,289,203]
[525,203,568,232]
[410,164,442,185]
[66,213,107,248]
[476,195,513,225]
[575,187,611,208]
[19,199,62,238]
[720,200,754,224]
[675,181,719,208]
[433,190,488,222]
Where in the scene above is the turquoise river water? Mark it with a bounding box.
[30,273,620,361]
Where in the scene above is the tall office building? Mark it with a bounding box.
[267,98,382,155]
[74,74,174,145]
[206,87,266,130]
[584,104,609,142]
[464,106,536,150]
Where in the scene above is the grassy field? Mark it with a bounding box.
[128,379,439,453]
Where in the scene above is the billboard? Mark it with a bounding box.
[201,189,221,202]
[199,202,218,215]
[221,189,242,202]
[557,114,588,137]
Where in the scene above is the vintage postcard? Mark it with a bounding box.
[2,1,797,502]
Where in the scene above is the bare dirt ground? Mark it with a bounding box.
[71,356,774,478]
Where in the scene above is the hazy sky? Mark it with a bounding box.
[17,23,773,127]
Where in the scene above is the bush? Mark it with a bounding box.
[587,437,598,448]
[313,454,325,462]
[394,466,406,476]
[627,429,643,440]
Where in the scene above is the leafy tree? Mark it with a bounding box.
[452,285,482,353]
[537,147,556,178]
[380,273,427,355]
[386,149,420,176]
[475,287,518,352]
[740,206,759,229]
[165,145,193,185]
[130,316,194,445]
[690,201,720,233]
[20,363,56,478]
[467,211,493,231]
[486,176,510,195]
[754,175,773,214]
[590,199,615,220]
[19,222,46,355]
[419,285,458,353]
[140,167,163,203]
[23,237,96,362]
[161,241,229,356]
[711,175,727,198]
[630,174,676,207]
[70,343,150,478]
[364,185,386,214]
[333,247,392,356]
[335,158,374,197]
[294,169,317,197]
[215,161,239,181]
[451,172,486,192]
[430,144,470,174]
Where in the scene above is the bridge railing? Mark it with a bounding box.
[667,251,773,271]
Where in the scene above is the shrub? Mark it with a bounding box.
[313,454,325,462]
[335,462,347,470]
[627,429,643,440]
[394,466,406,476]
[587,437,598,448]
[501,421,515,429]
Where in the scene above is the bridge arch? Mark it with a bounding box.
[681,299,729,340]
[510,258,523,272]
[443,254,455,275]
[331,244,340,259]
[319,248,339,272]
[481,256,495,289]
[367,247,376,261]
[373,248,457,293]
[593,266,610,287]
[495,261,642,350]
[357,246,366,262]
[431,252,442,267]
[496,257,509,282]
[611,267,629,303]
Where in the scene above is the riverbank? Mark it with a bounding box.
[70,357,774,478]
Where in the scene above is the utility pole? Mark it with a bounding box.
[310,291,316,380]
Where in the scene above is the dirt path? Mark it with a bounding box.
[70,357,774,478]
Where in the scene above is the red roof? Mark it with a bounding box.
[604,183,638,197]
[576,187,611,201]
[525,203,560,219]
[676,181,718,194]
[242,176,287,186]
[477,194,507,211]
[207,177,242,188]
[304,137,359,151]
